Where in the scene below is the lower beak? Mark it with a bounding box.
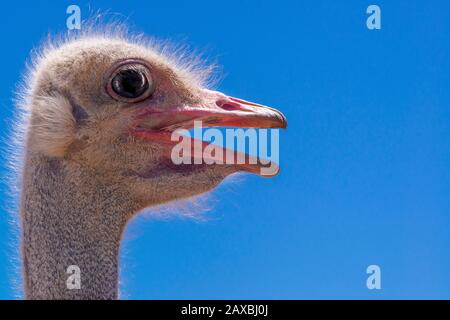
[132,90,287,176]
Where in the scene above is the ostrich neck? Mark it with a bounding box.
[21,153,133,300]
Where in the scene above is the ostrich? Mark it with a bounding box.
[14,28,287,300]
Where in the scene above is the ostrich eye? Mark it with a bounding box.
[108,64,154,101]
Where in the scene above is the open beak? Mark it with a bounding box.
[131,89,287,176]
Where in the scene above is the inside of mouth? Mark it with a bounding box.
[184,127,258,158]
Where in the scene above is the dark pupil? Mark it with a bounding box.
[112,69,148,98]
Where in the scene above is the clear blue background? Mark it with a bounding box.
[0,0,449,299]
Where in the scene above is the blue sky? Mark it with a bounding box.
[0,0,449,299]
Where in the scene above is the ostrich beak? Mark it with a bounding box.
[132,89,287,176]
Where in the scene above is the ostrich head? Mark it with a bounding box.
[19,32,287,299]
[26,36,287,217]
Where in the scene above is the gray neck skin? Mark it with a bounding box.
[21,153,134,300]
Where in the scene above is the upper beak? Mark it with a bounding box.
[198,90,287,129]
[134,89,287,132]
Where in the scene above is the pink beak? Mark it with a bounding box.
[131,89,287,176]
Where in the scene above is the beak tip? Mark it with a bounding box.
[276,112,288,129]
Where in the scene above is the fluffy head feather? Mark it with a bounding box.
[18,22,216,157]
